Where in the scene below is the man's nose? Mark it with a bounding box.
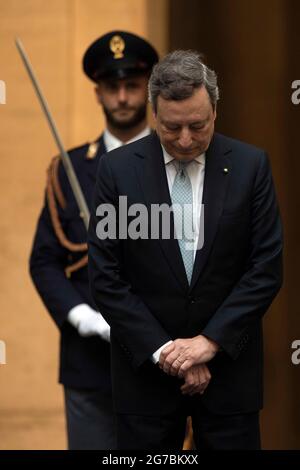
[117,86,128,103]
[178,128,192,148]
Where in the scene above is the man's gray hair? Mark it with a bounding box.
[148,50,219,112]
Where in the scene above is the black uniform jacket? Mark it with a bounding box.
[30,136,111,391]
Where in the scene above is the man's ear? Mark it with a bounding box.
[95,85,102,105]
[213,105,217,121]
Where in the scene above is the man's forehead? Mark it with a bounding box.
[158,88,210,107]
[160,116,209,128]
[100,75,147,86]
[157,99,212,119]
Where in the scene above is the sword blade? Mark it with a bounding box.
[15,37,90,230]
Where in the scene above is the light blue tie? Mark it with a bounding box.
[171,161,194,284]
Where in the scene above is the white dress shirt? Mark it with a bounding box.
[163,145,206,257]
[103,126,151,152]
[152,145,206,364]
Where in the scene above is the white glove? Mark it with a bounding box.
[68,304,110,342]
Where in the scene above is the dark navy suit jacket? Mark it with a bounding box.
[88,132,283,415]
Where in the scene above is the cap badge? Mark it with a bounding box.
[110,35,125,59]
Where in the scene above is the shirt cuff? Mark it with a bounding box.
[151,340,173,364]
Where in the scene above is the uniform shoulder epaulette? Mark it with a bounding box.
[86,140,100,159]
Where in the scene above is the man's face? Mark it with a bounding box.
[95,75,148,130]
[154,86,216,161]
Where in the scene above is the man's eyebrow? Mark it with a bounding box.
[190,118,208,125]
[162,120,180,126]
[162,118,208,126]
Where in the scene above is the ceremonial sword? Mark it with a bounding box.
[15,37,90,230]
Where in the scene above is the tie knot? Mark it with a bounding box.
[176,161,190,179]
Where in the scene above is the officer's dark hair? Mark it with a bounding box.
[148,50,219,112]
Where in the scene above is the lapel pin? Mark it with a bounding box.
[223,168,229,174]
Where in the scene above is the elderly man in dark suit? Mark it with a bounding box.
[29,31,158,449]
[88,50,283,450]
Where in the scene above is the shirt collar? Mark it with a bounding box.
[161,144,205,166]
[103,126,151,153]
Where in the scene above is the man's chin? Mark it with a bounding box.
[113,111,135,120]
[171,149,201,161]
[111,112,137,128]
[104,104,147,131]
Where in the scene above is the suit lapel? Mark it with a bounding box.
[134,133,189,292]
[190,133,232,289]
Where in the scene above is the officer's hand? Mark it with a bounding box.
[180,364,211,396]
[68,304,110,341]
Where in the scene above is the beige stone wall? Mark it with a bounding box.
[0,0,168,449]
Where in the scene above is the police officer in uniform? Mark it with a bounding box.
[29,31,158,450]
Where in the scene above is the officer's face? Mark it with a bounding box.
[95,75,148,130]
[154,86,216,162]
